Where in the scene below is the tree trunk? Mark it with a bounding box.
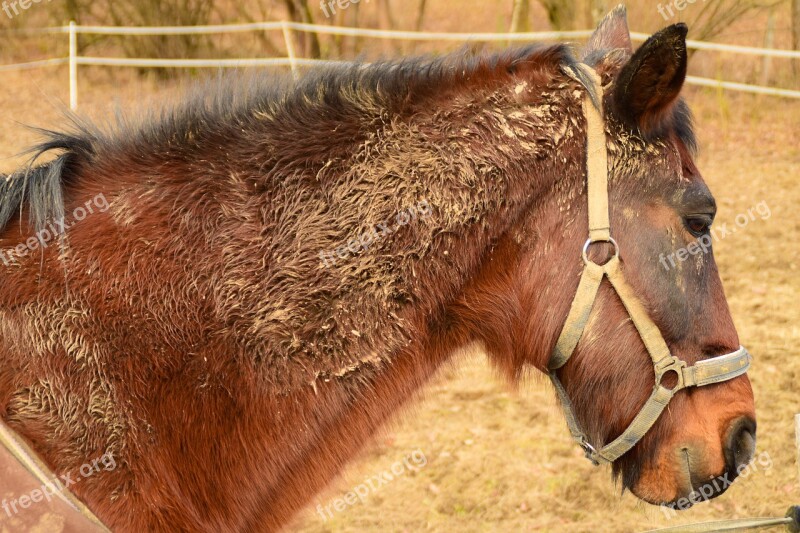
[415,0,427,32]
[510,0,530,33]
[283,0,321,59]
[539,0,575,31]
[761,8,776,87]
[585,0,604,29]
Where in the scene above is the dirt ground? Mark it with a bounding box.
[0,2,798,532]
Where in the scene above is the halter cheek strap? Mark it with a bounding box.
[548,64,751,466]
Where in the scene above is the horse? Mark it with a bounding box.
[0,6,756,531]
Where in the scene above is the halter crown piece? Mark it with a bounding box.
[548,64,752,466]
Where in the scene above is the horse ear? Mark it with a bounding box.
[582,4,633,59]
[611,23,688,136]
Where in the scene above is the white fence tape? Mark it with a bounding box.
[686,75,800,98]
[0,22,596,40]
[76,57,337,68]
[0,57,67,72]
[0,21,798,106]
[3,22,800,57]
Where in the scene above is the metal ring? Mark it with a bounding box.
[582,237,619,265]
[654,355,688,393]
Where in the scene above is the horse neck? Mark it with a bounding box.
[245,95,586,527]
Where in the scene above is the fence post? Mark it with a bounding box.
[281,21,299,80]
[795,414,800,491]
[793,0,800,77]
[69,21,77,110]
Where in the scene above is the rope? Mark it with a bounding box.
[643,506,800,533]
[2,23,800,58]
[0,57,67,72]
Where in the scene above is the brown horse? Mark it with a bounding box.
[0,7,755,531]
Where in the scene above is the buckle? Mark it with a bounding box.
[578,437,600,466]
[654,355,688,392]
[582,237,619,266]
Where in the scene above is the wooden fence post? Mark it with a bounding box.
[795,414,800,490]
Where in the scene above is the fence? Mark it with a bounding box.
[1,20,800,109]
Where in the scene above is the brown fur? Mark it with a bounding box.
[0,13,754,531]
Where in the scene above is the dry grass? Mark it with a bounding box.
[0,2,798,532]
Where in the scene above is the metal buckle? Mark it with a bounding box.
[654,355,688,392]
[578,437,600,466]
[582,237,620,266]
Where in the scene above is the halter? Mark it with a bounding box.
[549,63,752,466]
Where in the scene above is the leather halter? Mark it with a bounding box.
[548,63,752,466]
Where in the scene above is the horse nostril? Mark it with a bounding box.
[724,417,757,477]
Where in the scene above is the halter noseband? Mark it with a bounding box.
[548,64,751,466]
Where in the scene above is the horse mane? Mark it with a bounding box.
[0,131,92,234]
[0,44,581,236]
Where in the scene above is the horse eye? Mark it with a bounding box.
[684,215,712,237]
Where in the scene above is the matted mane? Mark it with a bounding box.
[1,44,583,236]
[2,43,595,396]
